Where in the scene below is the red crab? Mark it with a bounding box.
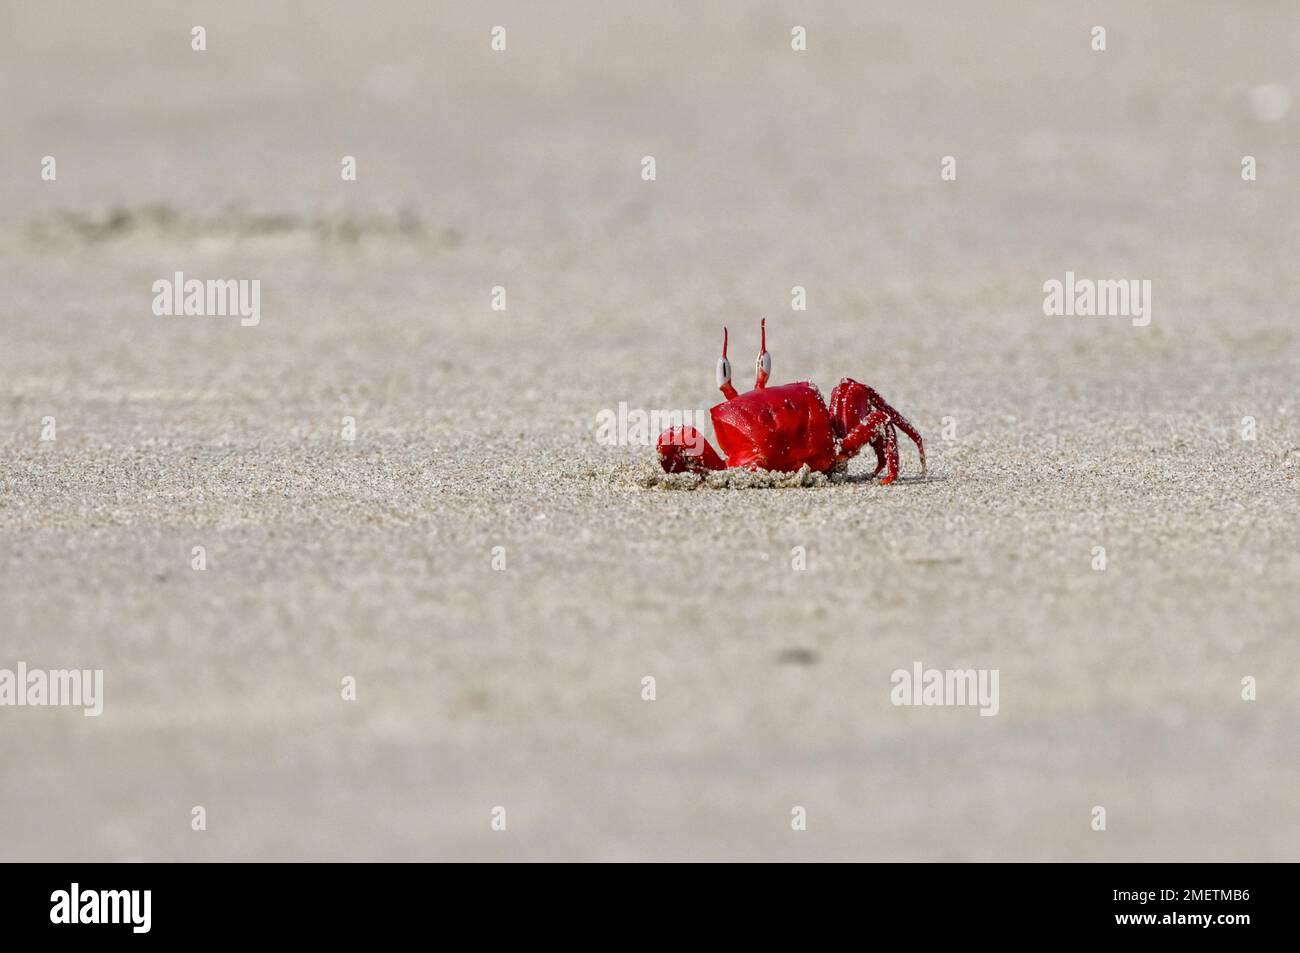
[657,320,925,484]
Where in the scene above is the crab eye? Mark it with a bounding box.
[716,357,732,388]
[757,352,771,377]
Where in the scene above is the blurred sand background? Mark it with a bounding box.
[1,1,1297,860]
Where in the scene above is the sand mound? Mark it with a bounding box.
[638,463,848,490]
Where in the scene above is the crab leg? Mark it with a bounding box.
[835,409,889,464]
[861,386,926,476]
[881,422,900,485]
[869,425,892,478]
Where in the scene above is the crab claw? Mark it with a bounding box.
[657,426,726,474]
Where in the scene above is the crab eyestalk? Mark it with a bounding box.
[755,318,771,389]
[717,326,738,400]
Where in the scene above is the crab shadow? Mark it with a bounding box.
[631,462,942,491]
[839,472,943,486]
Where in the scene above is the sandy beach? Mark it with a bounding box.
[1,1,1297,861]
